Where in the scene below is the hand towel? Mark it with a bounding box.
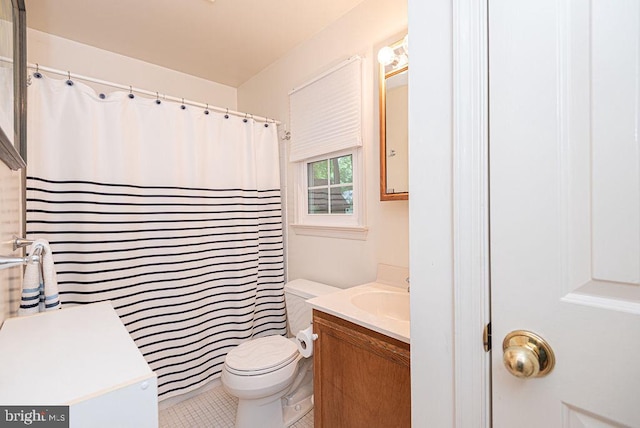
[17,248,41,316]
[18,239,61,316]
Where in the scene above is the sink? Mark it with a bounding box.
[351,290,410,322]
[307,281,411,343]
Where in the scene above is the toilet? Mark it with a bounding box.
[221,279,339,428]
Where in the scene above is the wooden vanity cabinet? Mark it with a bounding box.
[313,310,411,427]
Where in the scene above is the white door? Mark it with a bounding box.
[490,1,640,427]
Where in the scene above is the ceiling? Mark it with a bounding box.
[25,0,367,88]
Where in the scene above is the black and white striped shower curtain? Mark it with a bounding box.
[26,76,286,400]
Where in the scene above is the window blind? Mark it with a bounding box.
[289,57,362,162]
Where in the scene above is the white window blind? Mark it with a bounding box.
[289,57,362,162]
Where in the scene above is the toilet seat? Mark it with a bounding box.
[225,335,299,376]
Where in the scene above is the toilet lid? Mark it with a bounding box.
[225,335,299,376]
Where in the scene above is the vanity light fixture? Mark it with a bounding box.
[377,46,396,66]
[377,35,409,68]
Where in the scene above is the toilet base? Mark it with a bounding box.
[234,391,314,428]
[282,394,313,427]
[235,393,285,428]
[282,360,313,426]
[230,359,314,428]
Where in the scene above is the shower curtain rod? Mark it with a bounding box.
[26,62,281,125]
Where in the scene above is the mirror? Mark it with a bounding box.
[379,36,408,201]
[0,0,26,170]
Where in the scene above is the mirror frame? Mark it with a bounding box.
[379,62,408,201]
[0,0,26,170]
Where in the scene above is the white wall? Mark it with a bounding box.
[27,29,237,110]
[238,0,409,288]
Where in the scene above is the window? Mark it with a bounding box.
[292,148,366,240]
[289,57,367,239]
[307,154,353,215]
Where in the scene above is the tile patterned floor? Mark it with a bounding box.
[159,385,313,428]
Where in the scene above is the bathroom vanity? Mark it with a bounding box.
[313,310,410,427]
[308,281,411,427]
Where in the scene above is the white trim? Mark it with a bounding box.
[409,0,490,426]
[289,224,368,240]
[562,293,640,316]
[452,0,491,426]
[408,0,455,426]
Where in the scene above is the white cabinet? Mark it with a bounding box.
[0,302,158,427]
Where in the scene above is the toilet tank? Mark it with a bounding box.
[284,279,339,335]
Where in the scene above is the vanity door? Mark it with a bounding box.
[312,310,410,428]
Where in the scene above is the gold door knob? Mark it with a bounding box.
[502,330,555,378]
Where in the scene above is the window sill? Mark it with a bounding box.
[290,224,369,240]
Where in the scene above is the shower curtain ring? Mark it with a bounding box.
[155,92,161,105]
[181,98,186,110]
[224,108,229,119]
[128,86,135,99]
[66,71,73,86]
[243,113,248,123]
[34,64,42,79]
[204,104,210,115]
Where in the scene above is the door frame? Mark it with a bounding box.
[408,0,490,426]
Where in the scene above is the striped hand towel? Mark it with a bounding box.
[18,239,61,316]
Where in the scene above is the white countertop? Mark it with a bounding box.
[0,302,156,405]
[307,282,410,344]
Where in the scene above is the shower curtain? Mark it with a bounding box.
[25,75,286,400]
